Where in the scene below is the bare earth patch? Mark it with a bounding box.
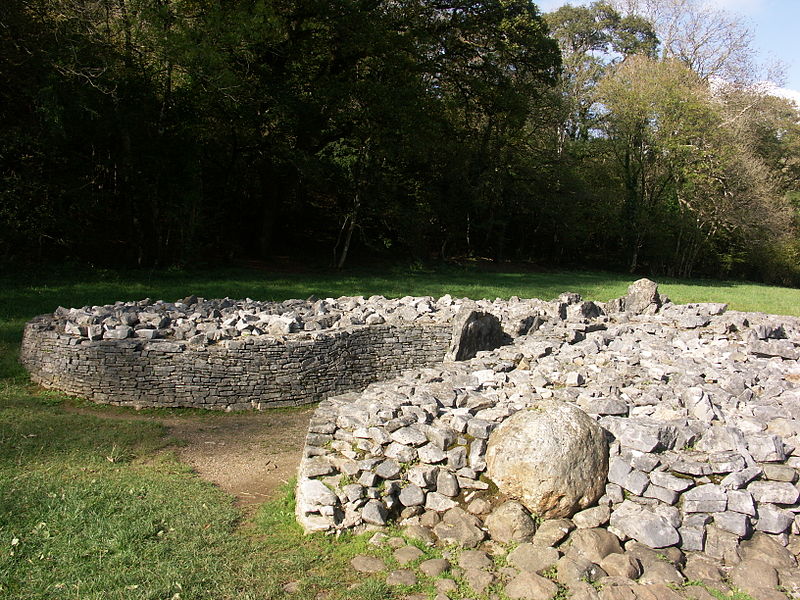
[65,403,315,510]
[167,408,314,509]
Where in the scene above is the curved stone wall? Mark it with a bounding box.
[20,293,563,410]
[21,316,452,410]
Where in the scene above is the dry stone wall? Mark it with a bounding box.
[21,319,453,409]
[20,294,535,410]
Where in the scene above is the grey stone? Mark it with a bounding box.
[343,484,365,502]
[763,464,798,482]
[713,511,751,537]
[678,526,706,552]
[391,426,428,447]
[419,558,450,576]
[446,308,505,362]
[362,500,387,525]
[608,501,680,549]
[351,554,385,573]
[426,426,456,450]
[432,508,485,548]
[468,439,487,472]
[604,418,677,453]
[507,544,560,574]
[375,459,401,479]
[683,484,727,513]
[398,484,425,507]
[625,279,662,314]
[505,571,559,600]
[299,479,338,507]
[748,480,800,505]
[407,465,438,489]
[417,444,446,464]
[643,484,679,505]
[755,504,794,534]
[435,470,460,497]
[567,528,623,564]
[393,545,423,565]
[484,501,537,544]
[103,325,132,340]
[424,492,457,512]
[486,399,608,519]
[466,419,494,439]
[747,434,787,462]
[649,470,694,492]
[358,471,379,487]
[572,505,611,529]
[386,569,417,586]
[721,466,763,489]
[727,489,756,515]
[385,442,417,463]
[446,446,467,470]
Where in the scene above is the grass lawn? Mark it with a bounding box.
[1,262,792,599]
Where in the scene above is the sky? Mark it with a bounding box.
[535,0,800,103]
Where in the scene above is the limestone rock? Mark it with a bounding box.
[446,308,505,361]
[386,569,417,586]
[484,500,537,544]
[351,555,385,573]
[505,571,559,600]
[393,545,423,565]
[432,507,485,548]
[566,528,623,564]
[507,544,560,575]
[625,279,661,314]
[485,399,609,518]
[419,558,450,577]
[608,501,680,549]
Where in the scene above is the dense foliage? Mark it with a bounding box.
[1,0,798,283]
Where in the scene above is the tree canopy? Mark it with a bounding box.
[1,0,798,283]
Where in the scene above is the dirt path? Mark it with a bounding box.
[65,404,315,511]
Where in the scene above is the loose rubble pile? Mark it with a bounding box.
[296,280,800,599]
[46,294,552,344]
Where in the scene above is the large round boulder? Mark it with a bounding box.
[485,399,608,519]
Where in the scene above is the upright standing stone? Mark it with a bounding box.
[445,308,505,361]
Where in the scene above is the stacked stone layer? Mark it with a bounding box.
[20,294,541,409]
[296,290,800,567]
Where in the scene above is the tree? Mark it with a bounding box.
[597,55,796,276]
[609,0,757,82]
[545,1,656,141]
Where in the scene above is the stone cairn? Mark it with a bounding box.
[39,294,544,343]
[296,280,800,600]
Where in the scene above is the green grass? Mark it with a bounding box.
[1,262,797,345]
[0,261,797,599]
[0,384,434,599]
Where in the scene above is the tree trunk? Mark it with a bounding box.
[334,192,360,269]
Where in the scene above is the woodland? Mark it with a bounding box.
[1,0,798,283]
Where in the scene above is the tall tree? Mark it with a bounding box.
[610,0,757,82]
